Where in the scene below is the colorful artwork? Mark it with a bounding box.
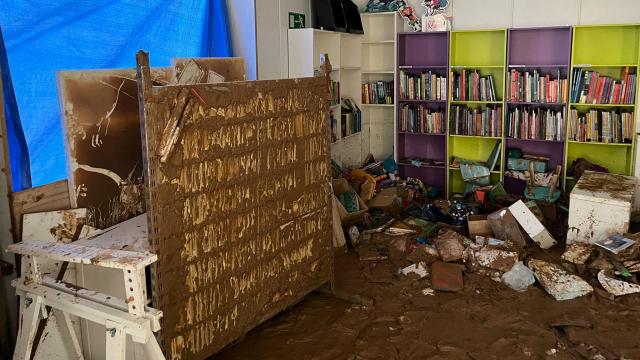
[365,0,399,12]
[397,0,421,31]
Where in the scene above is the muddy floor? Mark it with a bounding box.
[214,248,640,360]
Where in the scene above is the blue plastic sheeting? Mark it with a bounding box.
[0,0,231,187]
[1,25,31,191]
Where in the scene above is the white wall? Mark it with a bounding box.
[228,0,258,80]
[256,0,311,80]
[259,0,640,80]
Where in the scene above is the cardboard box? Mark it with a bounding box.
[332,179,368,226]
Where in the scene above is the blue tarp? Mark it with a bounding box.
[0,0,231,189]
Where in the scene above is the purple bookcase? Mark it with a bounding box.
[397,32,450,195]
[504,27,572,194]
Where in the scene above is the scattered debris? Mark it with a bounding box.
[502,261,535,292]
[509,200,557,249]
[466,246,519,273]
[431,261,464,292]
[487,208,527,248]
[561,243,594,265]
[528,259,593,301]
[421,288,435,296]
[434,229,466,262]
[406,245,440,264]
[597,270,640,296]
[398,262,428,279]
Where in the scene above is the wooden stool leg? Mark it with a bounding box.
[52,309,84,359]
[105,321,127,360]
[13,295,43,360]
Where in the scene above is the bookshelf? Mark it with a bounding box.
[565,24,640,191]
[288,28,364,167]
[448,29,507,195]
[396,31,450,195]
[504,26,573,194]
[361,12,402,161]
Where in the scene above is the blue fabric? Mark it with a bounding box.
[1,25,31,191]
[0,0,231,187]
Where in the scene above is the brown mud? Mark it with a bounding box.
[215,249,640,359]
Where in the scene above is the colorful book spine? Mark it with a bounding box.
[506,107,565,141]
[362,80,394,104]
[569,109,634,143]
[451,69,497,101]
[341,98,362,137]
[570,67,637,104]
[399,104,445,134]
[399,70,447,101]
[449,105,502,137]
[507,69,567,103]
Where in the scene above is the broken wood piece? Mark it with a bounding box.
[158,89,192,163]
[528,259,593,301]
[509,200,557,249]
[398,262,429,279]
[74,213,149,252]
[22,209,88,243]
[470,246,519,273]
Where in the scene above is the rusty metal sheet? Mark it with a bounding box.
[135,52,332,359]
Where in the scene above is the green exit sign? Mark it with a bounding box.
[289,12,305,29]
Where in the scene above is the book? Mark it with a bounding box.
[506,107,565,141]
[449,105,502,137]
[507,69,567,103]
[330,80,340,106]
[595,234,636,254]
[399,70,447,101]
[451,69,497,102]
[571,67,637,104]
[399,104,445,134]
[362,80,394,104]
[341,98,362,137]
[569,109,633,143]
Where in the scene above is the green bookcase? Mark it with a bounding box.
[448,29,507,195]
[565,24,640,191]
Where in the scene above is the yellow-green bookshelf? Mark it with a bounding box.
[447,29,507,196]
[565,24,640,191]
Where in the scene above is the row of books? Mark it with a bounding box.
[506,107,565,141]
[330,80,340,106]
[398,105,446,134]
[341,98,362,138]
[451,70,497,102]
[362,81,393,104]
[569,109,634,144]
[449,105,502,137]
[507,69,568,104]
[329,111,338,143]
[571,68,636,105]
[399,71,447,101]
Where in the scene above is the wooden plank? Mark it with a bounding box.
[7,240,157,270]
[74,213,149,252]
[22,209,88,243]
[136,51,332,359]
[10,180,71,240]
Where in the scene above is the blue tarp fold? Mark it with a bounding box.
[0,0,231,188]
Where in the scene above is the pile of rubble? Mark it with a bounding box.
[332,157,640,301]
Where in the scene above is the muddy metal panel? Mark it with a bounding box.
[135,52,333,359]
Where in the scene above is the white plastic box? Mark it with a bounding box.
[567,171,636,244]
